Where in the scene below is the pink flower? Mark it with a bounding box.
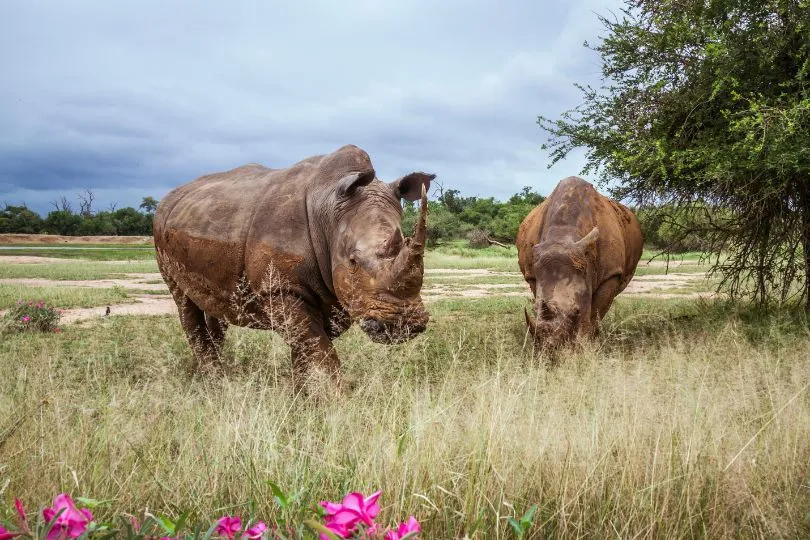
[21,316,30,323]
[241,521,267,539]
[319,490,381,539]
[14,498,30,534]
[41,493,93,540]
[215,516,242,539]
[0,525,22,540]
[384,516,420,540]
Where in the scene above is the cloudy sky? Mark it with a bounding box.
[1,0,620,215]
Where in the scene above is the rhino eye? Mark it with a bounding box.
[349,252,359,271]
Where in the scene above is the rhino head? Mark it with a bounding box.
[325,169,434,344]
[525,227,599,350]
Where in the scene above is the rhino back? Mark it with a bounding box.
[518,177,641,285]
[155,163,308,317]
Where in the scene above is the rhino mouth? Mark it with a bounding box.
[359,316,428,344]
[525,308,580,351]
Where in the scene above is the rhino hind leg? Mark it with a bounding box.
[205,313,229,350]
[166,284,224,373]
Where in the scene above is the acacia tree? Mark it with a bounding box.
[539,0,810,308]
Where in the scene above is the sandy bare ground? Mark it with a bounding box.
[1,259,717,324]
[0,233,153,245]
[63,296,175,324]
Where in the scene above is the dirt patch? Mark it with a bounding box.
[0,234,153,245]
[3,268,717,324]
[65,296,176,324]
[423,282,530,299]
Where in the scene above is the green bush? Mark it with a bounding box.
[2,299,61,333]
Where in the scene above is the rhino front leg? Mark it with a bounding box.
[289,327,341,392]
[279,306,342,393]
[590,276,622,336]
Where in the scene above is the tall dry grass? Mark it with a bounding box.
[1,297,809,538]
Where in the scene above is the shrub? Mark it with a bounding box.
[2,299,61,333]
[467,229,491,248]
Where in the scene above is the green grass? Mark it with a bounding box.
[0,284,131,309]
[0,261,159,280]
[0,244,156,261]
[1,295,809,537]
[429,240,517,258]
[425,251,520,272]
[632,264,711,276]
[424,273,525,286]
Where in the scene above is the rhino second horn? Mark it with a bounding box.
[574,226,600,249]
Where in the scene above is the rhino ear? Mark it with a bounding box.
[336,170,376,199]
[390,172,435,202]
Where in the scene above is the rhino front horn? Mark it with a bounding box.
[410,183,429,254]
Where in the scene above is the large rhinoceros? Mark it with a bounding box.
[153,144,434,386]
[516,176,643,349]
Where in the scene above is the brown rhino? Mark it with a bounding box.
[516,176,643,349]
[153,144,434,386]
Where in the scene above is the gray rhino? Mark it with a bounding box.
[153,144,434,387]
[517,176,643,350]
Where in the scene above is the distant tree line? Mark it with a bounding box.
[401,185,546,246]
[3,186,703,252]
[0,192,158,236]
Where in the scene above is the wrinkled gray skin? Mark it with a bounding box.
[153,144,434,388]
[516,177,643,350]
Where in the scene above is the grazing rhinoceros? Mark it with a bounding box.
[516,176,643,350]
[153,144,434,386]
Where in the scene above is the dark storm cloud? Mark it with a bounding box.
[0,0,621,214]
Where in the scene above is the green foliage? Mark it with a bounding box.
[403,187,545,246]
[539,0,810,307]
[1,198,157,237]
[507,504,538,539]
[0,205,43,233]
[43,210,83,236]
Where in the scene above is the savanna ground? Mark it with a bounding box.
[1,238,809,538]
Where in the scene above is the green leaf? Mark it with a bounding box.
[267,481,289,508]
[508,517,524,538]
[521,503,538,526]
[75,497,114,509]
[175,511,188,534]
[304,519,341,540]
[157,515,176,534]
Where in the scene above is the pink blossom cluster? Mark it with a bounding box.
[319,491,420,539]
[2,489,420,539]
[213,516,268,539]
[0,494,92,540]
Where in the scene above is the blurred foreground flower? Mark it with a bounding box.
[41,494,93,540]
[319,490,381,538]
[384,516,420,540]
